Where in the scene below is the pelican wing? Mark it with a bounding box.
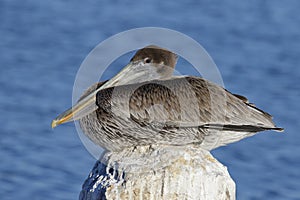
[94,77,283,133]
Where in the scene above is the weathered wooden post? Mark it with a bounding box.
[79,144,235,200]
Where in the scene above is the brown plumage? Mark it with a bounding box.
[79,76,283,152]
[131,45,178,69]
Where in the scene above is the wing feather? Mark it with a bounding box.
[94,76,283,132]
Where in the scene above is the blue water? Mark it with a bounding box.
[1,0,299,199]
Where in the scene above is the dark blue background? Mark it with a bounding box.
[1,0,299,199]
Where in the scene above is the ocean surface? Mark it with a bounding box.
[0,0,299,199]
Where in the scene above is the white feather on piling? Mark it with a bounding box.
[79,144,236,200]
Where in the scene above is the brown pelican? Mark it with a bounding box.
[52,46,283,151]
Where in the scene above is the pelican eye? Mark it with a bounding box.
[144,57,152,64]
